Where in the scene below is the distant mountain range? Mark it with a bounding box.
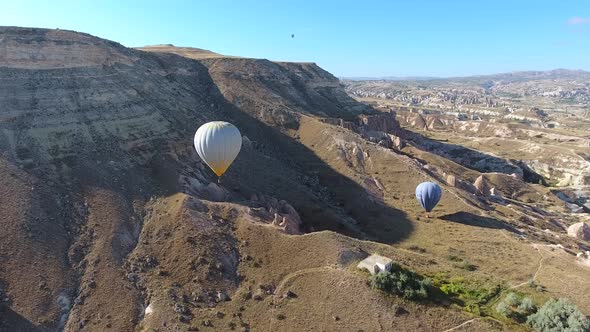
[342,76,440,81]
[341,69,590,82]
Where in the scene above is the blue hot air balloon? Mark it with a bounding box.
[415,182,442,213]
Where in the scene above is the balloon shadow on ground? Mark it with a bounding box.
[0,305,44,332]
[440,211,521,234]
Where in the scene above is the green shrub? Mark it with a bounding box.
[527,298,590,332]
[496,301,511,317]
[496,293,537,322]
[438,277,499,303]
[505,292,521,307]
[528,278,536,288]
[440,280,466,295]
[367,265,431,300]
[369,271,391,290]
[459,259,477,271]
[466,303,482,316]
[416,286,428,299]
[448,255,462,262]
[408,245,426,253]
[518,297,536,315]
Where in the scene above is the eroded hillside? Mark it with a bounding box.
[0,27,589,332]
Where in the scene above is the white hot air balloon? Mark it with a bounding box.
[194,121,242,181]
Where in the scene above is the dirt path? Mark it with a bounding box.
[273,266,338,299]
[268,266,339,331]
[269,237,445,294]
[509,245,544,289]
[508,243,590,290]
[442,317,505,332]
[442,318,478,332]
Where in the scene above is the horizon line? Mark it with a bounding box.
[340,68,590,80]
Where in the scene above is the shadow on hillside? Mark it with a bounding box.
[8,52,414,252]
[440,211,520,233]
[188,62,415,244]
[404,130,546,184]
[0,305,44,332]
[220,102,414,244]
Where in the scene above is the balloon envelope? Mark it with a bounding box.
[194,121,242,177]
[415,182,442,212]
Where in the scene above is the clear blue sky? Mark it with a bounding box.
[2,0,589,77]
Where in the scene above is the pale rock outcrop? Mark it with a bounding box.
[388,134,406,150]
[358,111,400,134]
[425,116,447,130]
[247,195,302,234]
[566,203,584,214]
[180,175,228,202]
[446,174,457,187]
[333,139,368,170]
[410,114,427,129]
[144,303,154,316]
[474,175,490,197]
[489,187,506,204]
[490,187,501,197]
[567,222,590,241]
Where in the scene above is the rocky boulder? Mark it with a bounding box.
[406,113,427,130]
[446,174,457,187]
[490,187,501,197]
[248,195,302,234]
[474,175,490,197]
[567,222,590,241]
[388,134,406,150]
[425,116,447,130]
[180,175,229,202]
[358,111,401,134]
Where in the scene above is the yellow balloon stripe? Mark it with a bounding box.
[208,159,231,177]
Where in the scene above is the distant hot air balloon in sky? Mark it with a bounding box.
[415,182,442,214]
[194,121,242,181]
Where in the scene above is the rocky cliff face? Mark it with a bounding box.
[0,27,383,331]
[0,27,236,331]
[0,30,225,170]
[0,27,136,69]
[199,58,372,128]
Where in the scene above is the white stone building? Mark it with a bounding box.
[357,254,393,275]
